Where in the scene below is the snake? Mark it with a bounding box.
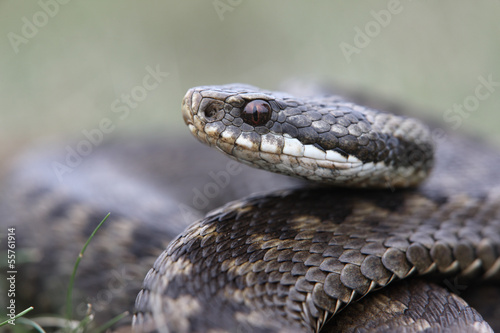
[2,84,500,332]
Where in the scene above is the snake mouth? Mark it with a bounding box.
[181,88,196,126]
[182,88,211,144]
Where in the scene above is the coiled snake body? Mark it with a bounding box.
[2,84,500,332]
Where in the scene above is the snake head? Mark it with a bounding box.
[182,84,434,188]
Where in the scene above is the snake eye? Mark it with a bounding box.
[241,100,271,126]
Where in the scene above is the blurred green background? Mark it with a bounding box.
[1,1,500,160]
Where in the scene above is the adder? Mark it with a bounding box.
[2,84,500,332]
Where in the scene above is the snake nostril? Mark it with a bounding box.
[199,99,225,122]
[204,104,219,119]
[202,100,226,122]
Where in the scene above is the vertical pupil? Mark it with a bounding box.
[253,109,259,122]
[242,100,271,126]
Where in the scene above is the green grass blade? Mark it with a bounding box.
[0,306,34,326]
[65,213,110,321]
[74,310,95,333]
[16,317,46,333]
